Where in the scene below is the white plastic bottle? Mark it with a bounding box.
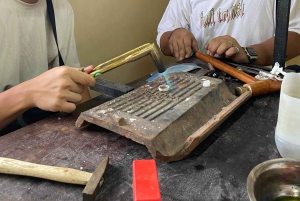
[275,73,300,159]
[275,133,300,159]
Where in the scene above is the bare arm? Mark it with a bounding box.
[252,31,300,66]
[0,66,95,130]
[160,31,174,56]
[0,82,31,130]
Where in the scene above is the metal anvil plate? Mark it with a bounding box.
[76,72,248,162]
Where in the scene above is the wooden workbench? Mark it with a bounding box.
[0,57,281,201]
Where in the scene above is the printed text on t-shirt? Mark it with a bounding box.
[200,0,245,28]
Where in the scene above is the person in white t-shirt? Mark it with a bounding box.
[0,0,95,134]
[157,0,300,65]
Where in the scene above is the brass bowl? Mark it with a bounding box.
[247,158,300,201]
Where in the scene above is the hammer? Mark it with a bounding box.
[0,156,109,201]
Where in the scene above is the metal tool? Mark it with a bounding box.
[217,58,272,72]
[0,156,109,201]
[91,78,134,98]
[232,65,284,81]
[273,0,291,68]
[217,58,289,82]
[207,63,218,78]
[84,43,166,97]
[88,43,165,78]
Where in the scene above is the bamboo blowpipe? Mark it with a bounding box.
[195,51,281,96]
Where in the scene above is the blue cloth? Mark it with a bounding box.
[146,63,201,82]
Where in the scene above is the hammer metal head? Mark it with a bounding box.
[82,156,109,201]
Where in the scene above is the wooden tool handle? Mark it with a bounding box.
[195,51,282,96]
[0,157,91,185]
[195,51,257,83]
[244,79,282,96]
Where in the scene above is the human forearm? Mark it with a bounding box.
[0,66,95,130]
[160,31,174,56]
[250,40,274,66]
[251,31,300,66]
[0,82,33,130]
[285,31,300,61]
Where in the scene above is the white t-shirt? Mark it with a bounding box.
[0,0,80,92]
[157,0,300,53]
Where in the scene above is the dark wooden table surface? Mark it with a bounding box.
[0,58,282,201]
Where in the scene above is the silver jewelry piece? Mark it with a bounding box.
[234,47,240,54]
[158,84,170,92]
[227,41,233,47]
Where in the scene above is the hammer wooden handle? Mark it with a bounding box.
[0,157,91,185]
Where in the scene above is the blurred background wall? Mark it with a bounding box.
[68,0,175,88]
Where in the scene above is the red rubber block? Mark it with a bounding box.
[132,159,162,201]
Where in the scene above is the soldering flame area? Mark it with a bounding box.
[105,73,203,121]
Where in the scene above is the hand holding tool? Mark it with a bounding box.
[0,156,109,201]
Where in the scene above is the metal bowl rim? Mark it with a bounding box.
[247,158,300,201]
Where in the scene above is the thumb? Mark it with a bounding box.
[192,39,199,53]
[84,65,94,74]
